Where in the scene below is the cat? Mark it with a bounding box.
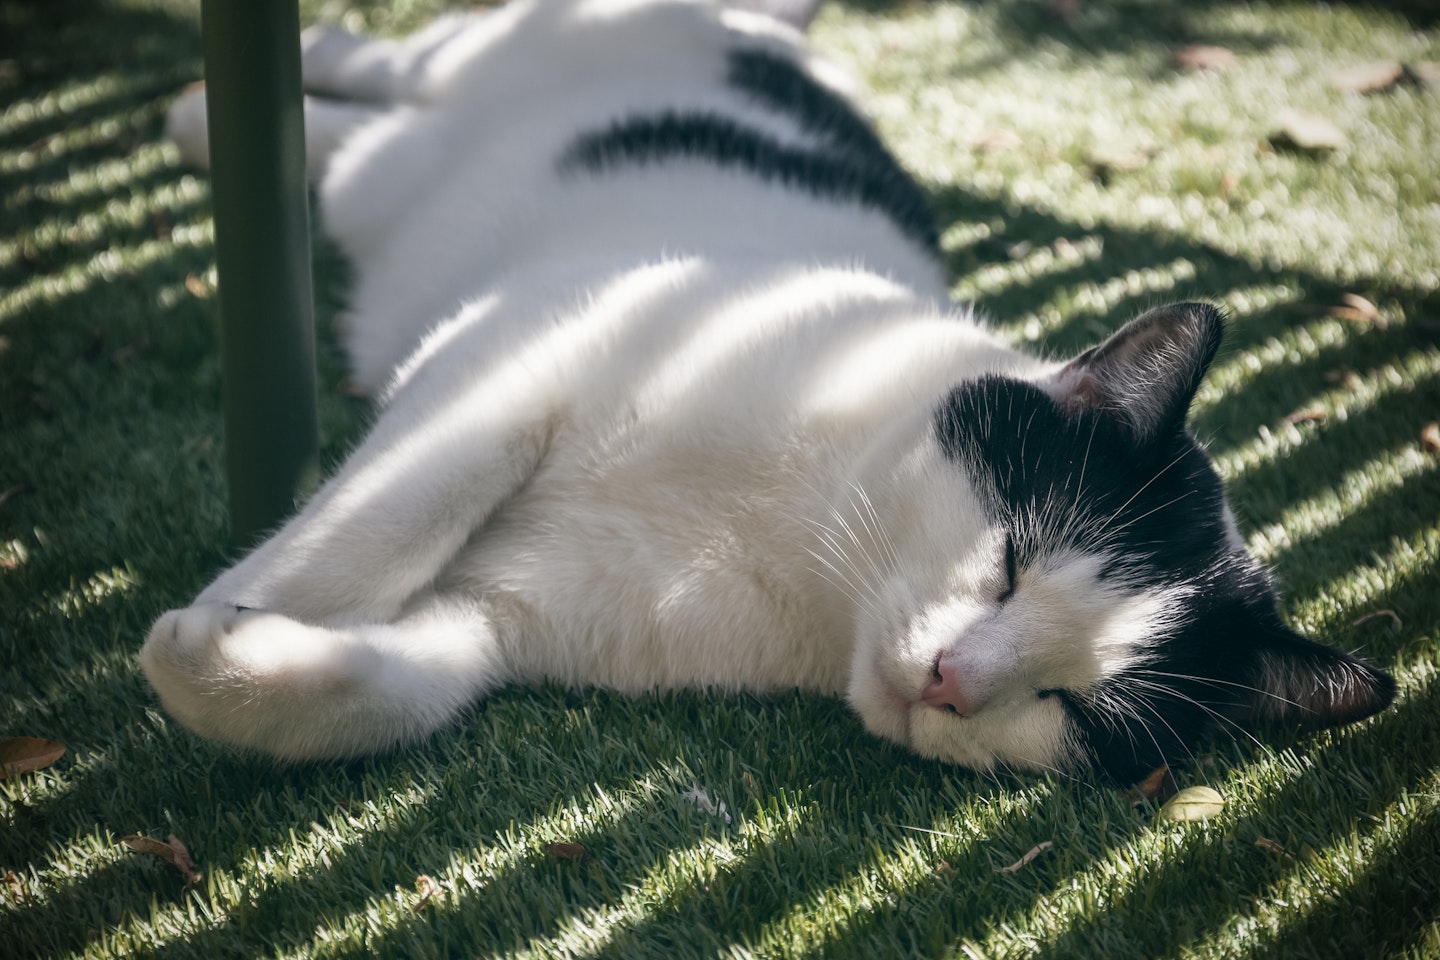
[147,0,1394,784]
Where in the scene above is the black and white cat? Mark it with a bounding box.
[148,0,1394,782]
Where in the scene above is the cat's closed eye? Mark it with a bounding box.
[996,530,1018,603]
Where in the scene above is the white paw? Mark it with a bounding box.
[164,85,210,169]
[140,603,376,756]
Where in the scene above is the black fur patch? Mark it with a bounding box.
[935,376,1230,583]
[933,376,1282,781]
[558,48,939,252]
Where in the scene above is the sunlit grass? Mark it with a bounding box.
[1,0,1437,958]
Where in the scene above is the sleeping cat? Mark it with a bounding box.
[147,0,1394,783]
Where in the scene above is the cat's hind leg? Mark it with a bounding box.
[165,85,381,178]
[141,595,505,759]
[299,13,476,104]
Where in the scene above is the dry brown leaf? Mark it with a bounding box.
[120,834,202,883]
[1328,293,1382,323]
[1254,837,1294,858]
[5,870,32,905]
[996,841,1054,874]
[1272,111,1347,152]
[0,737,66,778]
[1331,60,1406,93]
[1283,409,1327,426]
[1323,367,1364,391]
[412,874,442,911]
[1422,422,1440,453]
[1350,609,1403,630]
[544,842,592,862]
[184,273,212,299]
[972,129,1022,153]
[1174,44,1238,72]
[1411,62,1440,86]
[1046,0,1082,20]
[1126,765,1180,806]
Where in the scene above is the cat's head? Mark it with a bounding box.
[846,302,1395,783]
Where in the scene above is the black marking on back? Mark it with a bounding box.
[558,48,939,252]
[725,49,909,186]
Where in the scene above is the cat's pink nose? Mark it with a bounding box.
[922,659,978,716]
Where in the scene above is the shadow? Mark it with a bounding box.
[1030,667,1440,958]
[2,0,1436,958]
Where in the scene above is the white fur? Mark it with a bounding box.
[148,0,1167,768]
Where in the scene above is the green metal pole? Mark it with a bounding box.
[201,0,319,548]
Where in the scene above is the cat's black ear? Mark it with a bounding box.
[725,0,826,31]
[1046,302,1224,442]
[1226,624,1396,730]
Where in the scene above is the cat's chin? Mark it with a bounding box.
[845,663,915,747]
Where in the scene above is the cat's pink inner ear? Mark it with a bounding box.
[1040,302,1224,442]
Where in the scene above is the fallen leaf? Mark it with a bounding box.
[5,870,31,905]
[1254,837,1294,858]
[1328,293,1381,323]
[1174,44,1237,72]
[971,129,1022,153]
[1331,60,1405,93]
[1283,409,1327,426]
[997,841,1054,874]
[184,273,212,299]
[1272,111,1347,152]
[1127,765,1179,806]
[1422,422,1440,453]
[412,874,441,911]
[0,737,66,778]
[544,842,592,862]
[1323,367,1364,391]
[120,834,202,883]
[1046,0,1082,20]
[1350,609,1403,630]
[681,785,731,823]
[1088,146,1151,182]
[1158,785,1225,823]
[1411,62,1440,87]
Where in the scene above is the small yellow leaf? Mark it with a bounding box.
[1158,786,1226,822]
[412,874,442,911]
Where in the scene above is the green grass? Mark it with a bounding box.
[2,0,1438,956]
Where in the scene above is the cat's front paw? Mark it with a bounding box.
[140,602,371,755]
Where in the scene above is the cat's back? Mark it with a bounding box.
[323,0,949,392]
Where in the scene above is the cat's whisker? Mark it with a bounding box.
[1134,669,1306,711]
[848,481,902,574]
[1122,677,1268,751]
[799,517,885,612]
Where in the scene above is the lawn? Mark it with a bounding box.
[2,0,1438,957]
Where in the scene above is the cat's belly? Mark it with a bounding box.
[441,453,852,696]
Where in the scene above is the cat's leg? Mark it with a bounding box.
[299,13,477,104]
[165,85,381,178]
[141,594,505,758]
[190,372,555,626]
